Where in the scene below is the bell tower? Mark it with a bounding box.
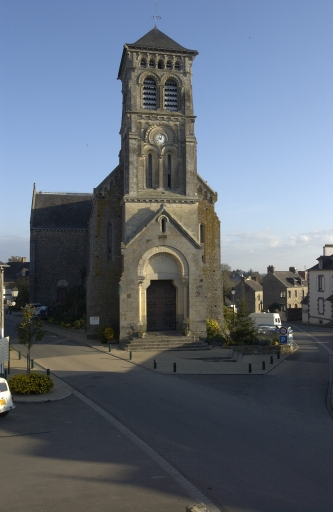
[117,27,198,198]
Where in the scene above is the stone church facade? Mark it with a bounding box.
[30,27,223,341]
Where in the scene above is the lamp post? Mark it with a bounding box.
[231,287,235,328]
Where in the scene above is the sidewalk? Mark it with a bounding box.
[5,312,290,401]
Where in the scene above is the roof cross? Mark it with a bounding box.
[152,1,161,27]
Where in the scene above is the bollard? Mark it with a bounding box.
[154,359,157,369]
[173,362,177,373]
[129,351,132,360]
[248,363,252,373]
[31,359,34,369]
[262,361,265,370]
[270,355,273,364]
[18,351,21,360]
[109,344,112,352]
[277,351,280,360]
[46,369,50,376]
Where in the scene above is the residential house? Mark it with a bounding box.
[262,265,308,321]
[307,244,333,324]
[234,276,263,313]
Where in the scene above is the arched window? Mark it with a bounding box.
[143,78,157,110]
[140,58,147,68]
[161,217,167,233]
[149,59,155,68]
[166,61,172,70]
[167,154,172,189]
[147,153,153,188]
[199,224,205,243]
[158,59,164,69]
[164,80,178,111]
[175,61,181,71]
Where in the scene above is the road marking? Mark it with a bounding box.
[292,325,333,355]
[71,388,221,512]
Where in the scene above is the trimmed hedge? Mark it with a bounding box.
[9,373,54,395]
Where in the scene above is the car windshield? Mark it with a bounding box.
[0,382,8,392]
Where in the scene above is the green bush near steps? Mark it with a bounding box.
[9,373,54,395]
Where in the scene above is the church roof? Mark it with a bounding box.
[31,192,93,230]
[118,27,197,79]
[129,27,196,53]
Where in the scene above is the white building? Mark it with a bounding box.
[307,244,333,325]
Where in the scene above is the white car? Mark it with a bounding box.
[0,378,15,417]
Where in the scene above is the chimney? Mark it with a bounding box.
[22,257,27,263]
[289,267,296,274]
[241,276,246,283]
[323,244,333,256]
[267,265,275,274]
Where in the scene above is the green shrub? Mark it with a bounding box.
[9,373,54,395]
[98,326,115,343]
[206,319,222,338]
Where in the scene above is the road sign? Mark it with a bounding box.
[279,335,288,344]
[279,326,288,335]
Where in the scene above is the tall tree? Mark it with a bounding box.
[230,294,258,345]
[8,256,23,262]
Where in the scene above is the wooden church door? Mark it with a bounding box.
[147,280,176,331]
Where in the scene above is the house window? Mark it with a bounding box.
[319,260,323,270]
[318,297,325,315]
[280,304,286,312]
[280,290,286,298]
[147,153,153,188]
[317,275,325,292]
[143,78,157,110]
[167,154,172,188]
[295,290,297,297]
[164,79,178,111]
[288,290,291,298]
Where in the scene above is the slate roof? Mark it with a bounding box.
[265,270,307,287]
[31,192,93,230]
[243,279,263,292]
[118,27,197,78]
[308,256,333,271]
[4,262,30,280]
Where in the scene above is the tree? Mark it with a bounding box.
[230,294,258,345]
[221,263,234,298]
[7,256,23,262]
[17,305,46,374]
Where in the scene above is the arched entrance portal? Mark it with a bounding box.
[147,280,176,331]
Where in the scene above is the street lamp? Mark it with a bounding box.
[231,287,235,328]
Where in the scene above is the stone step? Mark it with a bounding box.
[121,337,212,352]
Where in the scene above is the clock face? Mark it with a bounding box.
[155,133,166,145]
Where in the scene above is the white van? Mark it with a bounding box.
[249,312,282,328]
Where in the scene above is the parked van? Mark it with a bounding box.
[249,312,282,328]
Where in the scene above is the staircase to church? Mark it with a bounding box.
[121,332,212,352]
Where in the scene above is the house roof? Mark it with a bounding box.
[308,255,333,271]
[31,192,93,230]
[4,262,30,280]
[264,270,308,287]
[244,279,263,292]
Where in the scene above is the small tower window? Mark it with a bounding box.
[175,61,181,71]
[158,59,164,69]
[149,59,155,68]
[166,61,172,70]
[147,153,153,188]
[164,79,178,111]
[140,58,147,68]
[161,217,167,233]
[107,222,113,260]
[143,78,157,110]
[167,155,172,188]
[200,224,205,243]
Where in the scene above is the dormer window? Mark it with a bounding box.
[143,78,157,110]
[319,260,323,269]
[164,79,178,111]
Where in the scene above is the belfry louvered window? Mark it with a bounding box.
[143,78,157,110]
[164,80,178,111]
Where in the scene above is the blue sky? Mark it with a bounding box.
[1,0,332,273]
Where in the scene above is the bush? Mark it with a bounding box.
[9,373,54,395]
[99,326,115,343]
[206,319,222,338]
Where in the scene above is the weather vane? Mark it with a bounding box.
[152,1,161,27]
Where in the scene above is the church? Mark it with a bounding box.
[30,27,223,341]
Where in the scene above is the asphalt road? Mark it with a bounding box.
[2,320,333,512]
